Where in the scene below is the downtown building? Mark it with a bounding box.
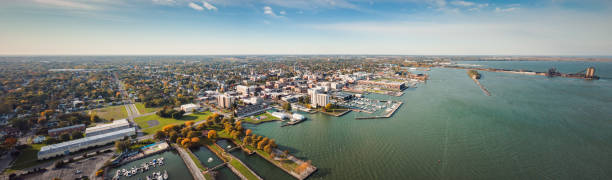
[217,94,235,109]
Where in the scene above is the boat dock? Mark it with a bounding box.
[355,102,403,120]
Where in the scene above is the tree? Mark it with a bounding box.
[90,111,96,123]
[96,169,104,177]
[114,140,130,151]
[71,131,84,139]
[245,129,252,136]
[181,138,191,147]
[169,131,179,142]
[295,160,312,173]
[283,102,292,112]
[154,131,166,140]
[324,103,333,112]
[243,135,251,145]
[257,138,268,150]
[59,133,71,142]
[162,125,176,132]
[268,139,277,148]
[190,137,200,146]
[207,130,217,139]
[196,123,207,131]
[185,121,194,127]
[187,131,199,138]
[263,144,272,154]
[234,121,242,129]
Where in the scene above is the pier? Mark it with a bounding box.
[173,144,207,180]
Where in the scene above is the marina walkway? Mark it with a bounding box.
[172,144,206,180]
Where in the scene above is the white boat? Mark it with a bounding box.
[163,170,168,179]
[207,157,214,163]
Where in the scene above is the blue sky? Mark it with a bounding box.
[0,0,611,55]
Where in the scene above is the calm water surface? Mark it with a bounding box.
[244,61,612,180]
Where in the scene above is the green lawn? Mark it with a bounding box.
[229,159,260,180]
[242,112,280,124]
[135,103,162,114]
[134,111,212,135]
[233,137,299,172]
[9,144,46,170]
[90,105,128,121]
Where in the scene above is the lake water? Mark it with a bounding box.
[191,145,241,180]
[244,61,612,179]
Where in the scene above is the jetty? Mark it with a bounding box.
[467,70,491,96]
[472,77,491,96]
[443,65,599,80]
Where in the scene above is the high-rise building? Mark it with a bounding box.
[217,94,235,109]
[236,85,249,95]
[314,93,330,108]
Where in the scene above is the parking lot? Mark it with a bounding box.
[19,152,113,180]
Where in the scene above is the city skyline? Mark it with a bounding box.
[1,0,611,55]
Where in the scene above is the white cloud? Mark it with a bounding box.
[451,1,474,7]
[188,2,204,11]
[202,1,217,11]
[262,0,359,10]
[264,6,281,17]
[33,0,100,10]
[279,10,286,15]
[496,7,518,13]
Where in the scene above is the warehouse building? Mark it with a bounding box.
[48,124,85,137]
[85,119,130,137]
[38,128,136,160]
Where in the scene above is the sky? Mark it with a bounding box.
[0,0,611,55]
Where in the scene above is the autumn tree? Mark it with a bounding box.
[295,160,312,173]
[263,144,272,154]
[181,138,191,147]
[154,131,166,140]
[187,131,199,138]
[207,130,217,139]
[245,129,252,136]
[185,121,194,127]
[283,102,292,112]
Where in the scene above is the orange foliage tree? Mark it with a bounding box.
[207,130,217,139]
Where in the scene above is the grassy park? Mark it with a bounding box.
[134,111,212,135]
[242,112,280,124]
[135,103,162,114]
[89,105,128,120]
[8,144,46,171]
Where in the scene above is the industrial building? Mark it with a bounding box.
[38,128,136,160]
[85,119,130,137]
[48,124,85,137]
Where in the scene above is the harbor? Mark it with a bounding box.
[108,151,193,180]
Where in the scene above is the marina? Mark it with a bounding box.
[108,151,193,180]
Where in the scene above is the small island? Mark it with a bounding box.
[467,70,481,79]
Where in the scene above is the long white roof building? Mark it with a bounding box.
[38,127,136,160]
[85,119,130,136]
